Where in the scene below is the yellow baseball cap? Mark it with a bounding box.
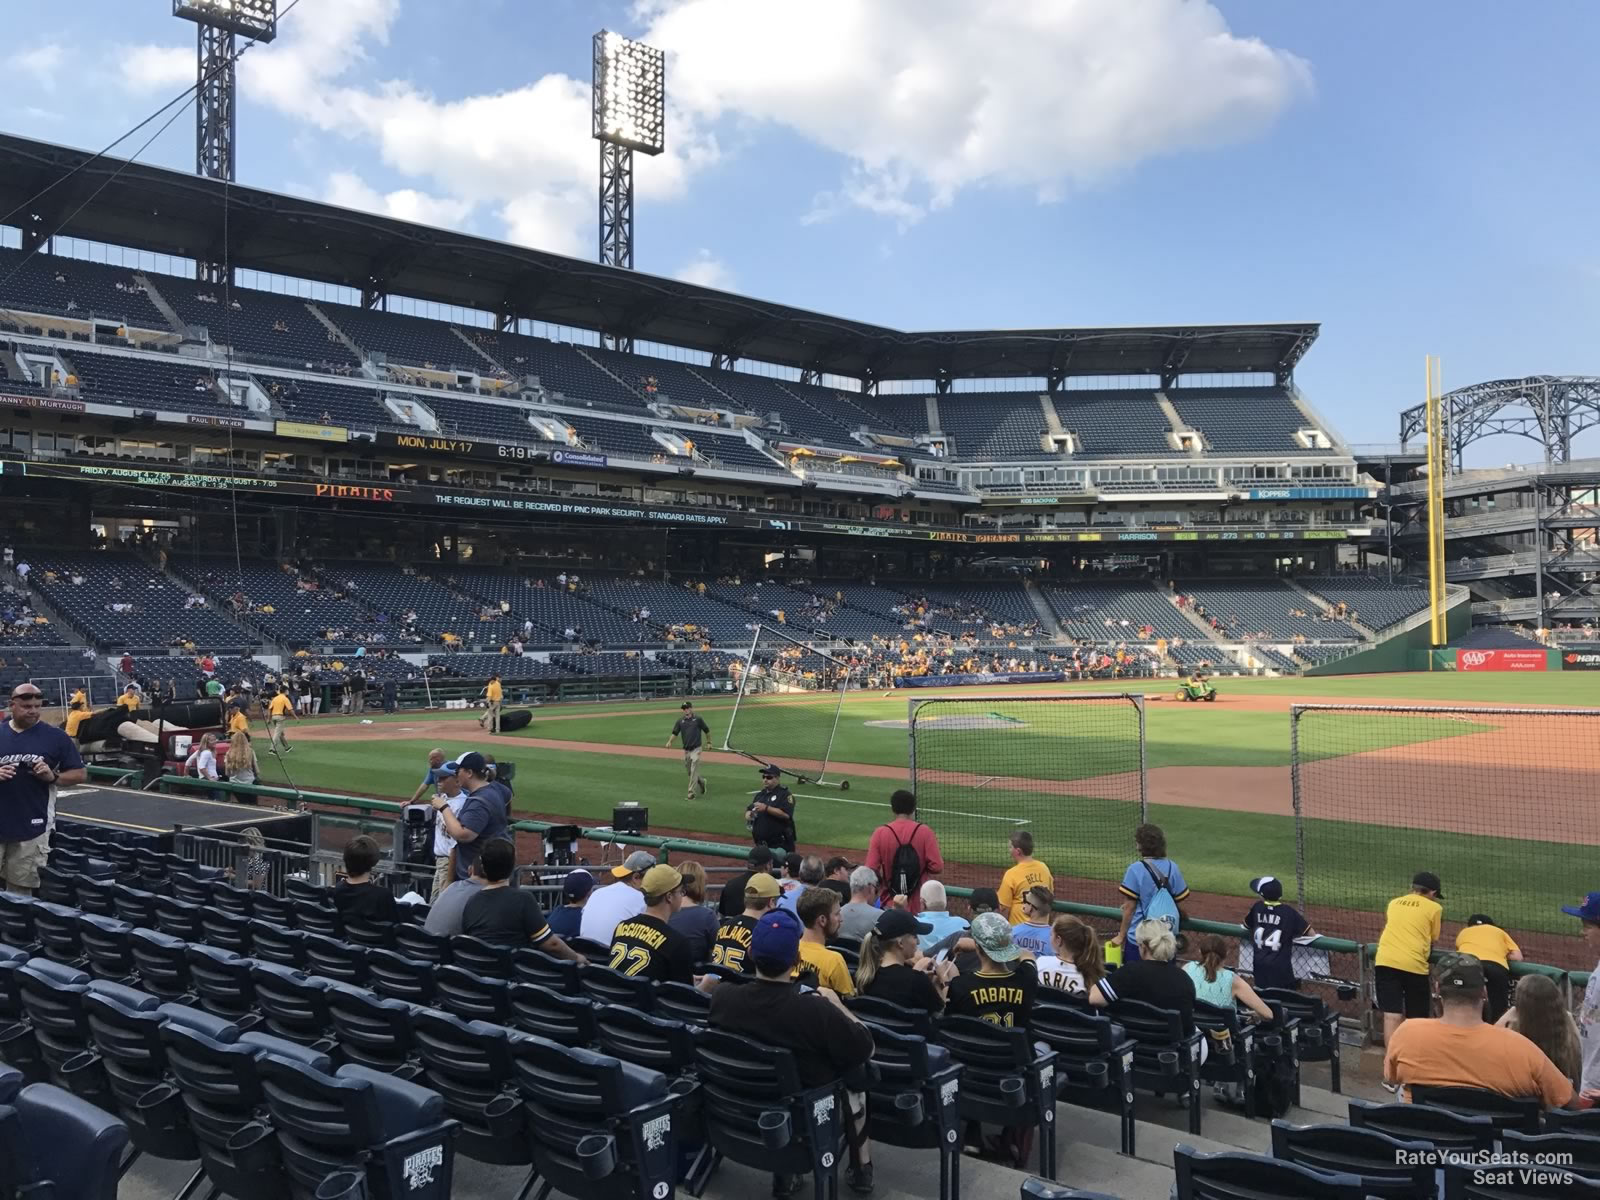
[744,873,780,900]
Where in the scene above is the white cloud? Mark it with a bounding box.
[637,0,1312,223]
[117,45,193,93]
[323,171,475,230]
[9,43,65,90]
[673,249,735,290]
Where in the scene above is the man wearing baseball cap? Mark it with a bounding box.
[665,701,712,801]
[1384,952,1575,1109]
[709,872,780,976]
[580,849,658,946]
[1562,892,1600,1097]
[709,907,876,1195]
[0,683,86,895]
[608,864,696,984]
[1373,870,1444,1062]
[432,752,510,883]
[747,763,796,853]
[546,869,595,941]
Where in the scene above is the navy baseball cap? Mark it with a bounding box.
[750,907,803,969]
[456,752,489,775]
[1561,893,1600,922]
[1250,876,1284,901]
[562,870,595,901]
[759,763,780,778]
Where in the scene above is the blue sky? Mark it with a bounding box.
[3,0,1596,457]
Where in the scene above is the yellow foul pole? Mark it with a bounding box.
[1425,356,1446,645]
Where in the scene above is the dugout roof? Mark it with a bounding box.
[0,133,1318,383]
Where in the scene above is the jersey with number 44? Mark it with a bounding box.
[1244,899,1307,990]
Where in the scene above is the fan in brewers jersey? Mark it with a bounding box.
[707,872,781,979]
[1242,875,1313,992]
[607,864,697,984]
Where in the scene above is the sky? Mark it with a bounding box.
[3,0,1597,458]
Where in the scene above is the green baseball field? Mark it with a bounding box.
[256,671,1599,958]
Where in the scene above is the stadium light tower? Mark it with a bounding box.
[173,0,278,185]
[592,29,665,279]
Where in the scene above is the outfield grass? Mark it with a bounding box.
[254,672,1599,938]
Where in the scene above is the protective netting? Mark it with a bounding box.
[1292,704,1600,948]
[908,693,1146,882]
[720,626,853,785]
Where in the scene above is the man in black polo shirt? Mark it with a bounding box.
[748,763,795,853]
[461,839,584,961]
[608,864,697,984]
[666,701,712,801]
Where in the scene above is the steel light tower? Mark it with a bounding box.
[592,29,665,278]
[173,0,278,185]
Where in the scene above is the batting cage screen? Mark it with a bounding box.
[720,625,853,788]
[908,693,1146,887]
[1291,704,1600,955]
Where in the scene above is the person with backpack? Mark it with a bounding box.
[1115,823,1189,964]
[865,789,943,914]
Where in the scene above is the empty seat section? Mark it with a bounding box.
[160,279,359,369]
[1178,580,1362,640]
[491,332,647,410]
[330,564,518,644]
[423,394,544,442]
[61,349,240,417]
[25,551,247,650]
[687,368,856,446]
[934,394,1052,461]
[578,576,758,642]
[584,347,729,410]
[0,249,171,329]
[1046,581,1199,642]
[704,581,901,639]
[319,304,486,371]
[428,653,579,681]
[1299,576,1428,630]
[1051,391,1177,458]
[165,556,411,646]
[444,569,645,645]
[1167,388,1328,454]
[562,416,671,461]
[255,375,396,429]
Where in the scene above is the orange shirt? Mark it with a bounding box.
[1384,1020,1573,1108]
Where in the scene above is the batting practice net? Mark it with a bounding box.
[720,625,854,787]
[1292,704,1600,949]
[908,693,1146,887]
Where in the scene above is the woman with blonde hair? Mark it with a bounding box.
[1035,914,1106,997]
[223,730,258,804]
[1090,920,1206,1063]
[236,826,270,891]
[668,860,718,963]
[1498,974,1582,1085]
[856,909,955,1013]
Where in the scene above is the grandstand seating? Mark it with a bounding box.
[1177,580,1362,641]
[423,393,542,442]
[692,429,786,472]
[1046,581,1200,642]
[492,331,646,410]
[253,373,399,429]
[584,346,726,410]
[53,347,244,417]
[1053,391,1178,458]
[23,551,249,650]
[705,579,905,638]
[933,393,1052,461]
[564,414,673,460]
[1248,646,1301,673]
[164,555,416,647]
[0,249,170,329]
[894,583,1045,631]
[1300,576,1428,631]
[162,282,360,370]
[686,367,858,445]
[1167,387,1328,455]
[1167,644,1229,670]
[1293,644,1356,667]
[444,569,649,646]
[327,564,518,644]
[551,652,682,678]
[321,303,487,372]
[578,576,757,642]
[427,653,577,681]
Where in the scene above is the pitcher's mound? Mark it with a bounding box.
[866,714,1030,731]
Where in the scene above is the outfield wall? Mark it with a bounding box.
[1303,586,1472,676]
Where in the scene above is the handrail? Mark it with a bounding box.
[109,766,1591,989]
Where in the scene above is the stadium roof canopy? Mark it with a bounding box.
[0,133,1318,384]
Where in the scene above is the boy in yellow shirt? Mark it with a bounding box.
[997,830,1052,925]
[1374,870,1444,1067]
[1456,913,1522,1023]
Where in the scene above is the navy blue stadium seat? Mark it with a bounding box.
[128,927,193,1003]
[185,944,258,1026]
[326,985,421,1079]
[75,913,136,981]
[1031,990,1138,1156]
[10,1080,131,1200]
[1268,1119,1436,1198]
[935,1014,1059,1178]
[410,1009,532,1196]
[1409,1084,1543,1135]
[510,947,578,995]
[510,983,598,1049]
[366,949,436,1007]
[249,961,336,1051]
[1173,1144,1366,1200]
[1443,1159,1600,1200]
[434,966,511,1025]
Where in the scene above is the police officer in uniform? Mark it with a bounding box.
[747,763,796,854]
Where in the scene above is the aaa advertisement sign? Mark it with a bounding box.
[1456,649,1548,672]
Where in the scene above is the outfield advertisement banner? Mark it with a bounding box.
[1561,650,1600,671]
[1456,648,1549,672]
